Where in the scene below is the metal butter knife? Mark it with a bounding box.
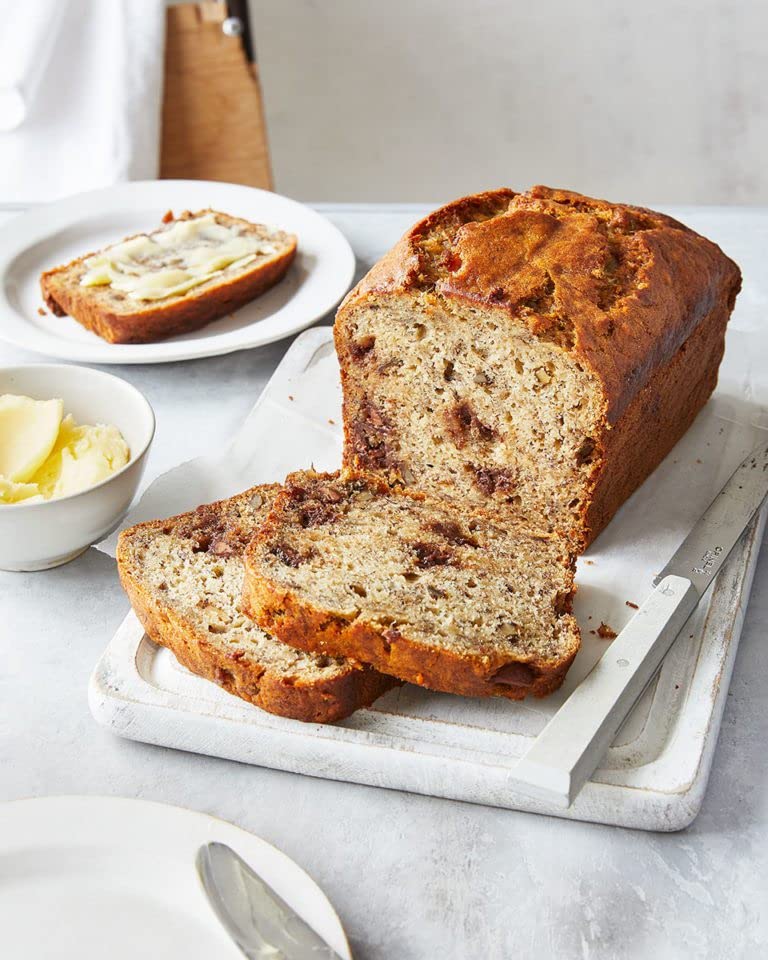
[197,842,345,960]
[513,441,768,808]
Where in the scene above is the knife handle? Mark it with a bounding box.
[512,575,700,807]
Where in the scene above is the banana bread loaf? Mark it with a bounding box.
[117,484,394,723]
[242,470,580,700]
[335,186,741,547]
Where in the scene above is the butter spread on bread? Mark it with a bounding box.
[41,209,297,344]
[80,213,279,301]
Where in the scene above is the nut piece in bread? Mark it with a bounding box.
[41,209,297,345]
[117,484,395,723]
[334,186,741,548]
[242,470,580,700]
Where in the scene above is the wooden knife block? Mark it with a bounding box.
[160,2,273,189]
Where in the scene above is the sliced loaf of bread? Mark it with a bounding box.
[117,484,395,723]
[334,186,741,548]
[242,471,580,700]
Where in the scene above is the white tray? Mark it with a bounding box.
[90,327,767,831]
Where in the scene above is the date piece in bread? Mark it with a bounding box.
[334,186,741,548]
[242,471,580,701]
[41,209,297,344]
[117,484,395,723]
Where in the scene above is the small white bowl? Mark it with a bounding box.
[0,364,155,571]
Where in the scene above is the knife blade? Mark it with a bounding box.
[512,440,768,808]
[197,842,345,960]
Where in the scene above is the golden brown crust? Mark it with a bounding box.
[116,485,395,724]
[583,291,730,542]
[338,185,741,425]
[40,210,297,345]
[242,581,579,700]
[335,186,741,549]
[242,472,580,700]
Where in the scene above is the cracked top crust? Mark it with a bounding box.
[338,185,742,422]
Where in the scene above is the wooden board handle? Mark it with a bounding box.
[160,3,273,189]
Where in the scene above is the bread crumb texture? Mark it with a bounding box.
[243,470,580,700]
[117,484,394,722]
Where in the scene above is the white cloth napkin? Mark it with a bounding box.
[0,0,68,132]
[0,0,165,204]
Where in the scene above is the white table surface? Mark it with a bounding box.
[1,203,767,960]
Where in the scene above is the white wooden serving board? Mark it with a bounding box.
[90,327,767,831]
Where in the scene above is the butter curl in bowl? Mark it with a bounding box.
[0,365,154,570]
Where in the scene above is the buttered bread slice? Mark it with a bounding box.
[117,484,394,723]
[41,209,296,344]
[242,470,580,700]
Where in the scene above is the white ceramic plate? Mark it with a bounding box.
[0,796,351,960]
[0,180,355,363]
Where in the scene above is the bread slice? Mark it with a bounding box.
[242,470,580,700]
[41,209,297,344]
[117,484,395,723]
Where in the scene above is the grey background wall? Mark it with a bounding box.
[249,0,767,205]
